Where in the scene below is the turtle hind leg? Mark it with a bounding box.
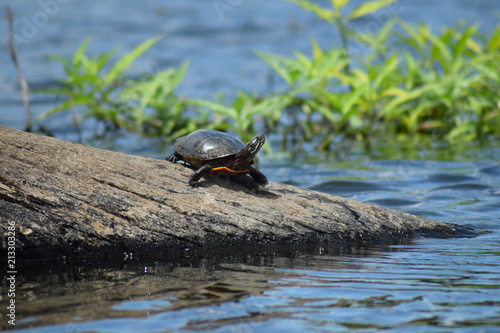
[248,166,268,185]
[189,164,213,187]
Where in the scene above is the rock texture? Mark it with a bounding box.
[0,126,471,259]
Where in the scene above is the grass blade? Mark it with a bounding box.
[347,0,397,21]
[286,0,337,22]
[257,51,293,85]
[103,35,162,87]
[330,0,349,10]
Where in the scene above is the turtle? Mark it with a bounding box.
[166,129,268,187]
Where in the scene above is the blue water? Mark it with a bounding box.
[1,1,500,332]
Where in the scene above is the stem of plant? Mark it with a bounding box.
[6,5,31,132]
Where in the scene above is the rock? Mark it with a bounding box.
[0,126,472,259]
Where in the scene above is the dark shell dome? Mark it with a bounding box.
[173,129,244,160]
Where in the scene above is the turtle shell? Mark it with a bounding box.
[173,129,245,167]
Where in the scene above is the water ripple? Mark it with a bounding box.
[367,198,421,208]
[431,183,492,191]
[310,180,391,195]
[480,165,500,176]
[426,173,479,183]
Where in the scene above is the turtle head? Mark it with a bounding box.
[234,134,265,168]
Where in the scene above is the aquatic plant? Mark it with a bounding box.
[37,36,200,140]
[258,0,500,147]
[35,0,500,149]
[39,37,159,130]
[191,91,293,143]
[119,61,202,138]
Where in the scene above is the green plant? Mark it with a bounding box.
[259,0,404,148]
[258,42,344,146]
[37,1,500,150]
[259,2,500,148]
[38,36,162,132]
[286,0,398,67]
[379,22,500,142]
[119,61,203,139]
[192,91,292,143]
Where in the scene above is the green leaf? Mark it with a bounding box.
[487,24,500,53]
[341,86,367,115]
[45,54,70,65]
[422,27,452,71]
[310,38,323,59]
[446,121,476,143]
[293,50,312,72]
[310,99,337,123]
[352,68,370,85]
[373,53,399,88]
[397,21,425,52]
[191,99,237,119]
[256,51,293,85]
[95,51,115,72]
[318,48,344,70]
[452,25,477,60]
[253,95,292,117]
[381,87,406,98]
[36,95,94,121]
[376,19,397,44]
[285,0,337,22]
[381,84,435,115]
[330,0,350,10]
[233,94,246,112]
[401,51,420,89]
[169,61,189,91]
[347,0,397,21]
[103,35,163,87]
[73,37,91,68]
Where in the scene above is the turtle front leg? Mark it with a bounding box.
[167,153,190,166]
[248,166,268,185]
[189,164,213,187]
[166,153,180,163]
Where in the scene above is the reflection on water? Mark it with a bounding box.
[4,232,500,332]
[1,247,387,331]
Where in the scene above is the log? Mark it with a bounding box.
[0,125,472,259]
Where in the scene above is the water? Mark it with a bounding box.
[1,1,500,332]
